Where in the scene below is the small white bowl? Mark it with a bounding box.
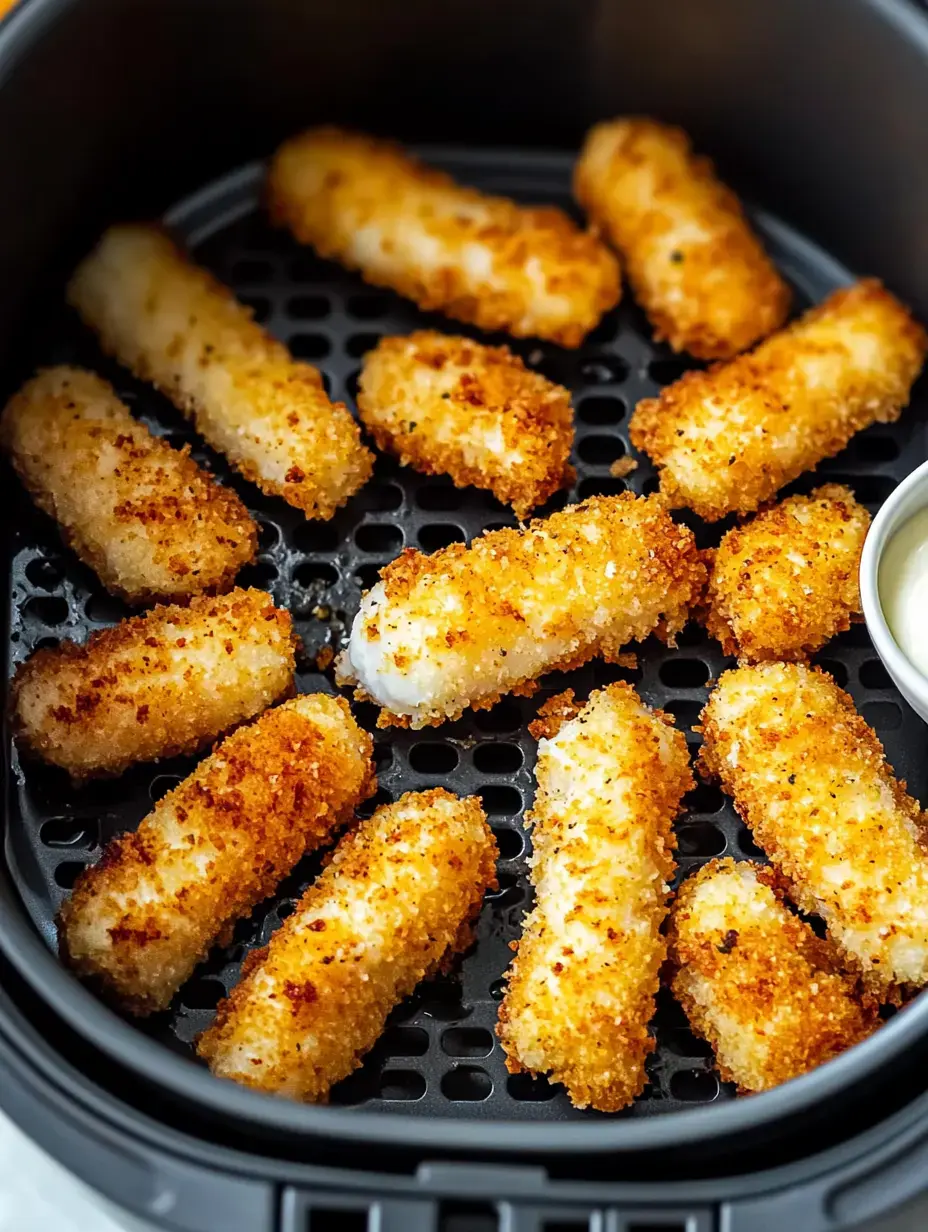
[860,456,928,724]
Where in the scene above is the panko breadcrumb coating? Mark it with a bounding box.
[575,118,790,359]
[498,685,692,1111]
[701,663,928,997]
[268,127,620,347]
[358,331,574,519]
[197,788,498,1101]
[338,492,706,728]
[630,280,927,521]
[670,859,878,1094]
[13,588,296,779]
[0,367,256,604]
[705,485,870,662]
[67,225,373,519]
[59,693,375,1015]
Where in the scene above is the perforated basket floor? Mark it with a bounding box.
[5,150,927,1122]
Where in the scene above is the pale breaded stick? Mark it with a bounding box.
[670,859,877,1094]
[268,127,620,347]
[197,789,498,1101]
[630,280,927,521]
[59,694,375,1015]
[705,485,870,662]
[13,588,296,779]
[68,225,373,519]
[700,663,928,997]
[337,493,706,728]
[498,685,692,1111]
[357,331,574,519]
[575,119,790,359]
[1,367,256,604]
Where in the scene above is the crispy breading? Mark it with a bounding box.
[705,485,870,662]
[67,225,373,519]
[670,859,878,1094]
[337,492,706,728]
[498,684,692,1111]
[197,788,498,1101]
[0,367,256,604]
[13,588,296,779]
[630,280,927,521]
[58,694,375,1015]
[700,663,928,997]
[268,127,620,347]
[357,331,574,519]
[575,119,790,359]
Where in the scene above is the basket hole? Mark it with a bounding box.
[54,861,86,889]
[642,476,661,496]
[357,482,403,513]
[649,357,697,385]
[353,564,382,591]
[836,623,874,650]
[24,596,69,626]
[25,557,64,590]
[860,659,892,689]
[357,787,393,820]
[416,481,464,512]
[676,823,726,857]
[419,978,469,1021]
[32,636,60,652]
[441,1066,492,1101]
[289,333,331,360]
[85,592,130,625]
[488,870,525,907]
[347,293,390,320]
[346,332,382,359]
[855,434,899,462]
[473,743,523,775]
[492,826,525,861]
[289,254,334,282]
[665,700,702,731]
[828,474,896,508]
[288,294,330,320]
[293,522,340,555]
[478,785,522,817]
[677,622,707,648]
[659,659,710,688]
[379,1070,426,1101]
[683,783,724,814]
[381,1026,429,1057]
[293,562,339,588]
[577,476,627,500]
[543,1222,589,1232]
[670,1069,720,1102]
[237,561,278,591]
[438,1202,498,1232]
[277,899,296,920]
[665,1029,714,1059]
[862,701,902,731]
[587,312,619,345]
[231,258,271,284]
[355,524,403,554]
[738,828,766,859]
[442,1027,494,1058]
[256,519,280,551]
[307,1208,369,1232]
[240,295,271,323]
[579,356,627,385]
[329,1068,377,1106]
[373,743,393,772]
[814,658,848,688]
[507,1072,557,1101]
[418,523,465,553]
[577,395,625,426]
[149,774,182,802]
[345,369,362,401]
[475,699,523,734]
[577,434,626,466]
[182,978,226,1010]
[482,520,516,536]
[40,817,96,848]
[408,742,459,774]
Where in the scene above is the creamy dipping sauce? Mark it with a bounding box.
[880,505,928,676]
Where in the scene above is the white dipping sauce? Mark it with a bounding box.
[880,505,928,676]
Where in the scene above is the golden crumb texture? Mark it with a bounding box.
[575,118,790,359]
[670,859,877,1093]
[268,127,620,347]
[67,225,373,519]
[197,788,498,1101]
[358,331,574,518]
[0,366,257,603]
[630,280,927,521]
[498,684,692,1111]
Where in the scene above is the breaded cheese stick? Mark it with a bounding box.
[575,118,790,359]
[701,663,928,996]
[68,225,373,519]
[268,127,621,347]
[1,367,256,603]
[705,485,870,662]
[13,588,296,779]
[338,492,706,728]
[358,331,574,519]
[497,685,692,1111]
[630,280,927,521]
[670,859,877,1093]
[197,789,498,1100]
[59,694,375,1014]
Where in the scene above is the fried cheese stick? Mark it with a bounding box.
[497,685,692,1111]
[575,118,790,359]
[630,280,927,521]
[197,788,498,1101]
[338,493,706,728]
[268,127,621,347]
[1,367,256,603]
[358,331,574,519]
[59,694,375,1014]
[68,225,373,519]
[701,663,928,996]
[670,859,877,1093]
[13,588,296,778]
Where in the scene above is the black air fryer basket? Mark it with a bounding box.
[4,1,928,1229]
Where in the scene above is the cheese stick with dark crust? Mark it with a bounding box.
[197,789,498,1101]
[268,127,620,347]
[59,694,375,1015]
[68,225,373,519]
[1,367,256,604]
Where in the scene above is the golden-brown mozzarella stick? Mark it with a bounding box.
[497,685,692,1111]
[630,280,927,521]
[13,588,296,779]
[358,331,574,519]
[197,788,498,1101]
[338,493,706,728]
[705,485,870,662]
[268,127,620,347]
[1,367,256,603]
[670,859,877,1094]
[701,663,928,997]
[575,119,790,359]
[67,225,373,519]
[58,694,375,1014]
